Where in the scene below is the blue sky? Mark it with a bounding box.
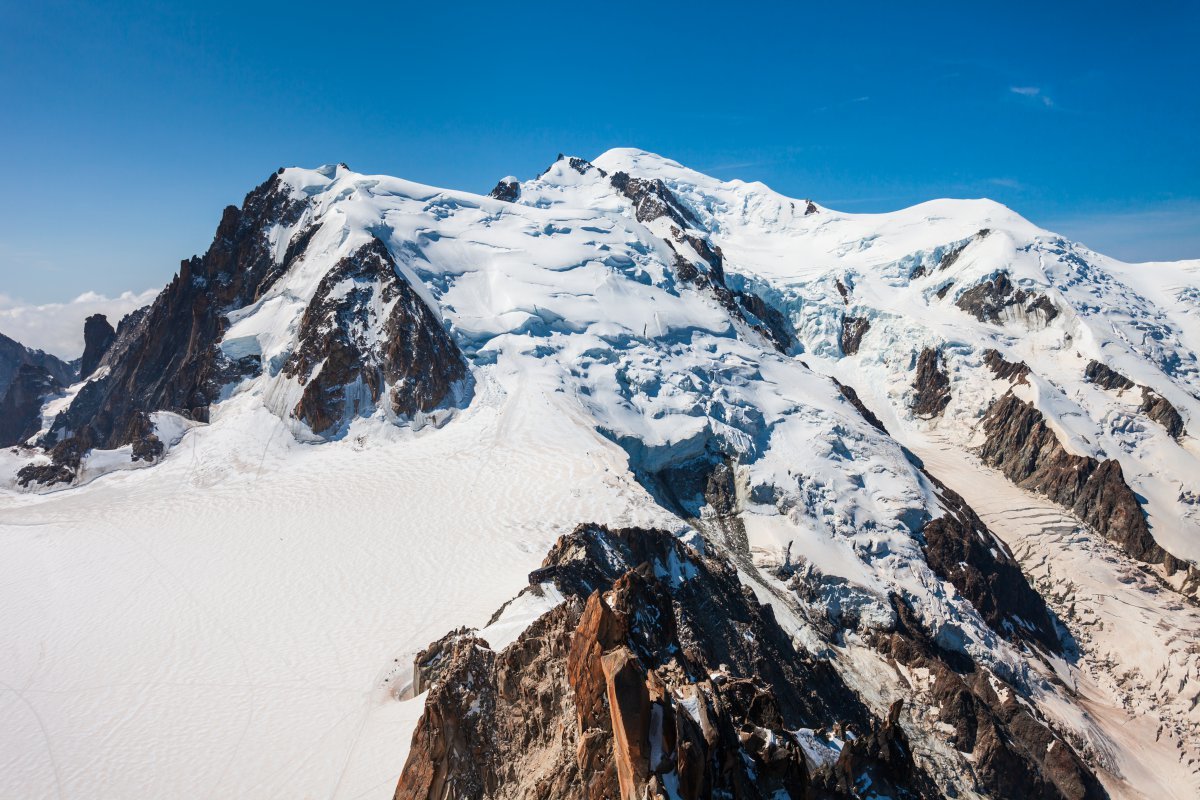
[1,0,1197,306]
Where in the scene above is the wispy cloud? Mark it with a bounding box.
[0,289,159,359]
[1010,86,1054,107]
[987,177,1024,190]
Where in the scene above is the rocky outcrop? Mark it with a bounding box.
[840,315,870,356]
[919,472,1062,653]
[1140,387,1185,439]
[0,363,61,447]
[980,391,1190,575]
[283,237,467,435]
[956,272,1058,326]
[396,524,938,800]
[79,314,116,378]
[488,177,520,202]
[17,171,314,484]
[872,597,1105,800]
[1083,360,1134,392]
[1085,360,1186,439]
[734,290,795,353]
[610,171,697,229]
[912,347,951,418]
[0,331,75,400]
[833,378,887,433]
[983,348,1030,383]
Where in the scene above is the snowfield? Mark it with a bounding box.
[2,150,1197,798]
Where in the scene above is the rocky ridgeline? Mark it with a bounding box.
[396,524,1105,800]
[13,169,467,484]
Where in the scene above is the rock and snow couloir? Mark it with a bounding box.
[1,150,1198,799]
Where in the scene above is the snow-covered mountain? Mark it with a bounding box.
[2,150,1197,799]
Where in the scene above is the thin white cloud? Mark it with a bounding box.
[1010,86,1054,107]
[987,177,1024,190]
[0,289,159,359]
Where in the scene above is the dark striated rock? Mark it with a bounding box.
[79,314,116,378]
[835,278,850,303]
[840,315,870,356]
[734,290,795,353]
[833,378,887,433]
[0,363,61,447]
[283,238,467,435]
[610,171,697,228]
[956,272,1059,325]
[398,524,936,799]
[979,392,1187,573]
[488,178,520,202]
[983,348,1031,383]
[873,597,1106,800]
[912,347,951,418]
[1083,360,1134,392]
[1139,388,1185,440]
[804,200,819,215]
[919,471,1062,653]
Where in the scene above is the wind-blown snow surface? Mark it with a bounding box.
[2,152,1197,798]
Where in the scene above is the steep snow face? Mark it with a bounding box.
[1,151,1197,799]
[594,148,1200,565]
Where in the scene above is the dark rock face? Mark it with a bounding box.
[488,178,520,202]
[840,315,870,356]
[956,273,1058,325]
[0,331,75,400]
[1140,388,1185,439]
[983,348,1031,383]
[20,171,312,485]
[396,524,937,800]
[1083,360,1134,392]
[979,392,1188,574]
[872,598,1106,800]
[1084,360,1186,439]
[833,378,887,433]
[79,314,116,378]
[610,171,698,229]
[919,472,1062,653]
[283,238,467,435]
[734,290,795,353]
[912,347,951,418]
[0,363,61,447]
[804,200,819,215]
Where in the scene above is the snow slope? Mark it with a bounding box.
[2,150,1197,798]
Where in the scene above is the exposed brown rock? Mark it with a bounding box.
[284,238,466,435]
[1083,360,1134,392]
[397,524,934,799]
[872,597,1105,800]
[1139,387,1185,439]
[734,290,795,353]
[919,471,1062,652]
[983,348,1030,383]
[912,347,951,418]
[840,315,870,356]
[956,272,1058,325]
[980,391,1190,576]
[30,170,313,481]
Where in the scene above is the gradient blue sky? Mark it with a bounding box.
[2,0,1198,305]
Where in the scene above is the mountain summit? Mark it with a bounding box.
[2,151,1198,799]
